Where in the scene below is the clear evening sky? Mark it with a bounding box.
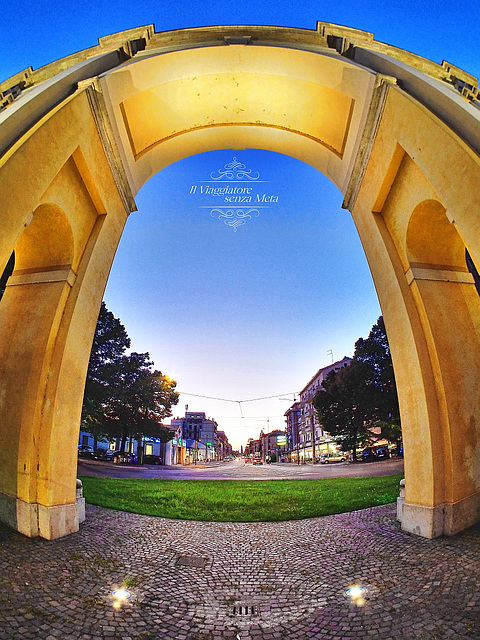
[3,1,480,449]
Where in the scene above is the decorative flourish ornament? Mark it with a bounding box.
[210,157,260,181]
[210,208,260,231]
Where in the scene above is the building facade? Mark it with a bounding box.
[216,430,233,460]
[297,356,353,461]
[170,412,218,462]
[284,402,301,462]
[244,430,287,461]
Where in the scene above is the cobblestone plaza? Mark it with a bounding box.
[0,501,479,639]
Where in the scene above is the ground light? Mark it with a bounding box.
[346,584,366,607]
[112,588,131,609]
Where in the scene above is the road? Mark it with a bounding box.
[77,457,404,480]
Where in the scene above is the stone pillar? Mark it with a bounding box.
[397,478,405,521]
[76,479,86,525]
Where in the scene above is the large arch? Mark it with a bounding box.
[0,22,479,539]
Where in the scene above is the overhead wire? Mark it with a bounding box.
[177,391,298,403]
[176,390,298,433]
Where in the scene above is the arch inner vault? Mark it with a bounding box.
[1,22,480,539]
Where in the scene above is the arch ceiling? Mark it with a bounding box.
[1,22,479,208]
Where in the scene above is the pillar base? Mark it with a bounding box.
[0,490,79,539]
[400,490,480,538]
[76,478,85,524]
[38,503,79,540]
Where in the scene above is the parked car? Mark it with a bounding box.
[143,454,162,465]
[252,458,264,465]
[320,452,347,464]
[361,447,377,462]
[94,448,114,461]
[112,451,137,464]
[375,446,390,460]
[78,445,95,459]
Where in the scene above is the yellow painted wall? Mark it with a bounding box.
[0,27,479,538]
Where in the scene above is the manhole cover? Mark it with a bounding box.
[176,555,207,568]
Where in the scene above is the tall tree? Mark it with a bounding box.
[81,302,130,449]
[103,351,179,451]
[82,303,179,452]
[313,316,401,460]
[313,360,375,461]
[353,316,400,426]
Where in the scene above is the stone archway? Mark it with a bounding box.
[0,22,479,539]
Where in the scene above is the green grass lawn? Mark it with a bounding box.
[79,474,403,522]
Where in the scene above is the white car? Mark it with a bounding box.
[320,452,346,464]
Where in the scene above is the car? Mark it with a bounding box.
[361,447,377,462]
[112,451,137,464]
[320,452,347,464]
[143,454,162,465]
[375,446,390,460]
[94,448,114,461]
[78,445,95,459]
[252,458,264,465]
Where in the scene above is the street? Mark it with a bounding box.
[77,456,404,480]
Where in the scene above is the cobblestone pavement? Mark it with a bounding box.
[1,503,479,639]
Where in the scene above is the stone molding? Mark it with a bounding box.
[78,78,137,215]
[406,265,475,285]
[342,75,396,211]
[7,266,76,287]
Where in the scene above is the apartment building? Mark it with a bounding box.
[296,356,352,461]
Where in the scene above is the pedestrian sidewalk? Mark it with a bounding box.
[0,503,478,639]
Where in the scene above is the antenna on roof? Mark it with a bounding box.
[327,349,333,364]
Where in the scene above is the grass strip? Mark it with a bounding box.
[79,474,403,522]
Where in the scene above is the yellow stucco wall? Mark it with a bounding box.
[0,24,479,538]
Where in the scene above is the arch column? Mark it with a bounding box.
[0,266,78,537]
[0,89,132,539]
[350,84,480,537]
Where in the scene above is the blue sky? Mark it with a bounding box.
[3,1,480,449]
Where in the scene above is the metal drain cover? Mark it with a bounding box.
[176,555,207,568]
[232,604,257,616]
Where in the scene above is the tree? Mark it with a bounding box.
[81,302,130,450]
[373,420,402,450]
[82,303,179,452]
[313,316,401,461]
[353,316,400,427]
[313,360,376,461]
[102,351,179,451]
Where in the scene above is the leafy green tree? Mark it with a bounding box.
[81,302,130,450]
[373,420,402,451]
[82,303,179,453]
[313,316,401,461]
[103,351,179,451]
[313,360,376,461]
[354,316,400,427]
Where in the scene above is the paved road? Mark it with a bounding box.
[78,457,404,480]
